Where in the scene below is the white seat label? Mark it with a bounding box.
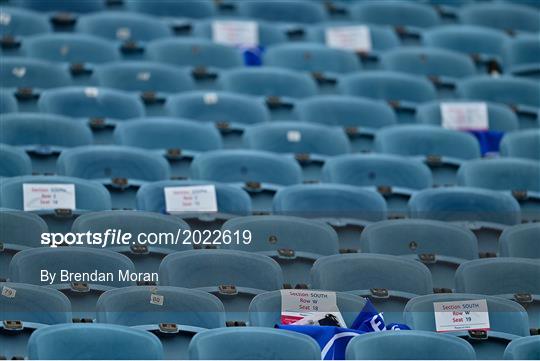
[434,299,490,332]
[1,286,16,298]
[280,289,346,327]
[212,20,259,48]
[150,293,164,306]
[325,26,372,52]
[287,130,302,143]
[23,183,76,211]
[441,102,489,131]
[164,185,218,213]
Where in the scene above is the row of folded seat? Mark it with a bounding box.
[2,248,539,359]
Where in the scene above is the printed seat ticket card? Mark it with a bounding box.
[325,26,372,52]
[440,102,489,131]
[164,185,218,213]
[434,299,490,332]
[23,183,76,211]
[212,20,259,48]
[280,290,346,327]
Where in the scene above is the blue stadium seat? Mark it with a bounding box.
[221,215,339,286]
[242,122,349,180]
[375,125,480,186]
[159,249,284,323]
[416,100,520,132]
[499,223,540,259]
[125,0,216,18]
[57,145,170,209]
[0,113,93,174]
[191,150,302,212]
[457,76,540,129]
[345,330,476,360]
[0,90,17,113]
[0,6,50,57]
[220,67,318,119]
[166,91,270,148]
[0,282,71,360]
[273,184,387,252]
[409,187,521,254]
[505,35,540,79]
[237,0,326,24]
[504,336,540,360]
[249,290,366,328]
[0,143,32,177]
[380,47,476,95]
[500,129,540,160]
[27,323,163,360]
[136,180,252,231]
[404,294,530,360]
[361,219,478,290]
[295,95,396,152]
[114,117,222,178]
[17,0,106,13]
[0,209,47,279]
[9,247,136,319]
[72,210,192,274]
[322,154,432,216]
[459,3,540,34]
[189,327,320,360]
[97,286,225,360]
[457,158,540,221]
[339,71,437,123]
[311,253,433,324]
[455,258,540,329]
[422,25,508,73]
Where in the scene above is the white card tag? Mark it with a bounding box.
[116,27,131,40]
[287,130,302,143]
[203,92,219,105]
[441,102,489,131]
[434,299,490,332]
[212,20,259,48]
[325,26,372,52]
[137,72,151,81]
[0,12,12,26]
[12,67,26,78]
[280,290,347,327]
[84,87,99,98]
[23,184,76,211]
[164,185,218,213]
[1,286,16,298]
[150,293,164,306]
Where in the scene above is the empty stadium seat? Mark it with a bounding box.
[237,0,326,24]
[114,117,222,178]
[72,210,192,274]
[311,253,433,324]
[0,282,71,360]
[221,215,339,286]
[295,95,397,152]
[9,247,136,319]
[220,67,318,119]
[17,0,106,13]
[0,143,32,177]
[322,154,432,216]
[273,184,387,251]
[0,90,17,113]
[504,336,540,360]
[27,323,163,360]
[97,285,225,359]
[361,219,478,290]
[38,86,145,143]
[505,35,540,79]
[345,330,476,360]
[0,113,93,174]
[404,293,530,360]
[159,249,283,323]
[339,71,437,123]
[457,158,540,221]
[416,100,520,132]
[242,122,350,180]
[0,6,50,57]
[459,3,540,34]
[0,209,47,279]
[375,125,480,186]
[166,91,270,148]
[57,145,170,209]
[499,223,540,259]
[191,150,302,212]
[500,129,540,160]
[457,76,540,129]
[125,0,216,18]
